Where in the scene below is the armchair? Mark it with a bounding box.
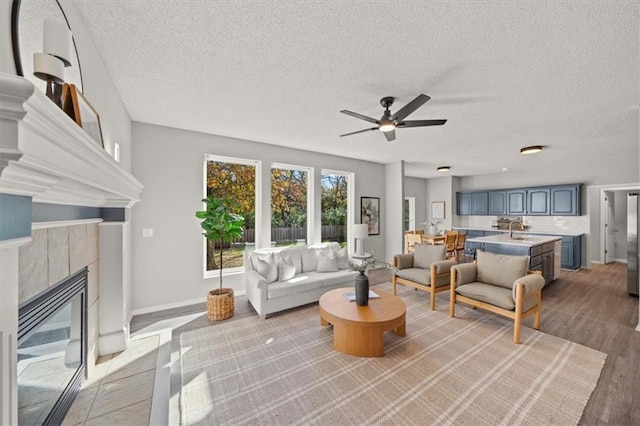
[449,250,545,344]
[392,244,457,310]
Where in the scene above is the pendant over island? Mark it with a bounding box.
[466,234,562,285]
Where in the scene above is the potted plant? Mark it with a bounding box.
[196,195,245,320]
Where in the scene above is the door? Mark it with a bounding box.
[603,191,615,264]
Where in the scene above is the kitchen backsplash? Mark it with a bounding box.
[457,215,588,234]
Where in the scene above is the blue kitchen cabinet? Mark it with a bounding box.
[507,189,527,215]
[488,191,507,215]
[526,188,550,215]
[457,193,471,215]
[471,192,489,215]
[551,185,579,216]
[561,235,582,269]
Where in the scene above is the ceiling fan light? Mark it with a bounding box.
[379,121,395,132]
[520,145,543,155]
[437,166,451,172]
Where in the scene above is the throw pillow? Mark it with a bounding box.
[334,247,350,270]
[278,255,296,281]
[476,250,528,289]
[413,244,446,269]
[301,246,320,272]
[254,253,279,283]
[316,250,338,272]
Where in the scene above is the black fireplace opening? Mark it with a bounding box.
[18,267,88,425]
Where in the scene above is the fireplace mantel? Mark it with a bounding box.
[0,73,142,208]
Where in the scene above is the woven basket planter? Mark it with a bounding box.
[207,288,234,321]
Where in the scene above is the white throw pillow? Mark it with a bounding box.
[316,250,338,272]
[278,255,296,281]
[301,246,320,272]
[254,253,278,283]
[334,246,350,270]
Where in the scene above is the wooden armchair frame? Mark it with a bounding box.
[450,264,543,344]
[392,257,454,310]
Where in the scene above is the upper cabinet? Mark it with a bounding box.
[526,187,551,215]
[457,184,581,216]
[488,191,507,215]
[471,192,489,215]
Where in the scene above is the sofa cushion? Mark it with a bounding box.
[456,282,515,310]
[301,246,321,272]
[317,250,339,272]
[254,252,278,283]
[413,244,446,269]
[278,255,296,281]
[476,250,528,289]
[396,268,432,286]
[267,276,324,299]
[319,270,356,287]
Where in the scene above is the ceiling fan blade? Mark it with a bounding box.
[390,94,430,121]
[397,119,447,128]
[339,127,378,137]
[383,129,396,142]
[340,110,379,124]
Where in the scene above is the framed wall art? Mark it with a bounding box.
[361,196,380,235]
[63,83,104,148]
[431,201,445,220]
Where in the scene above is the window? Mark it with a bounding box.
[404,196,415,231]
[320,171,350,244]
[271,164,309,246]
[204,155,258,274]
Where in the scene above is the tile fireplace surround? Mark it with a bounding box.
[0,73,143,425]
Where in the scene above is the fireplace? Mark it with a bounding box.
[17,268,87,425]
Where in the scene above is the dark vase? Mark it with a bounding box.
[355,270,369,306]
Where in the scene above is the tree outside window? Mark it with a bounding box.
[271,167,308,246]
[321,172,348,243]
[205,158,256,271]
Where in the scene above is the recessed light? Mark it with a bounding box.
[437,166,451,172]
[502,167,508,171]
[520,145,543,155]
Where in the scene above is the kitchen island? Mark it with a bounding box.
[466,234,561,285]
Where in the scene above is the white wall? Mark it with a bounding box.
[384,161,404,263]
[131,122,385,312]
[426,176,455,232]
[404,176,427,230]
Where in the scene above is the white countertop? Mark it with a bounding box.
[453,227,584,237]
[466,234,562,247]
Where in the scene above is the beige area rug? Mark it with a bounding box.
[180,284,606,425]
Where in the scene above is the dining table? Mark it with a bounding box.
[421,234,446,245]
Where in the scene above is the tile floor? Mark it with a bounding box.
[62,335,159,425]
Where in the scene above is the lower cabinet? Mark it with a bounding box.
[561,236,582,270]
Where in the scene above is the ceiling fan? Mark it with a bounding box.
[340,94,446,142]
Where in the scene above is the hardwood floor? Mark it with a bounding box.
[130,262,639,425]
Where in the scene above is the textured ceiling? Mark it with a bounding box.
[74,0,639,179]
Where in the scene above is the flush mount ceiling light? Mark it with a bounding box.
[520,145,543,155]
[437,166,451,172]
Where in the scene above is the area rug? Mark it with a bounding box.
[179,284,606,425]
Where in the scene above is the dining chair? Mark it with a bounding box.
[405,233,423,253]
[454,232,467,262]
[444,232,457,259]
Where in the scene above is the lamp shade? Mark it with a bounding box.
[43,20,73,67]
[353,224,369,239]
[33,52,65,83]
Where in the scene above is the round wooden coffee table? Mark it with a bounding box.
[319,287,406,357]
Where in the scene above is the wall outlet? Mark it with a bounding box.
[142,228,154,238]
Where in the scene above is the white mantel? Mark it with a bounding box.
[0,72,142,206]
[0,72,142,425]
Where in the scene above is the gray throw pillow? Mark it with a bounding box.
[476,250,528,289]
[413,244,446,269]
[334,247,350,270]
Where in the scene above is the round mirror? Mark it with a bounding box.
[11,0,83,94]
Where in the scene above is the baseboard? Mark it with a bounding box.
[98,329,128,355]
[131,289,247,317]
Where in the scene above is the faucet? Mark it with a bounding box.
[509,219,523,239]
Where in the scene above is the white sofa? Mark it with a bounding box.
[244,242,357,319]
